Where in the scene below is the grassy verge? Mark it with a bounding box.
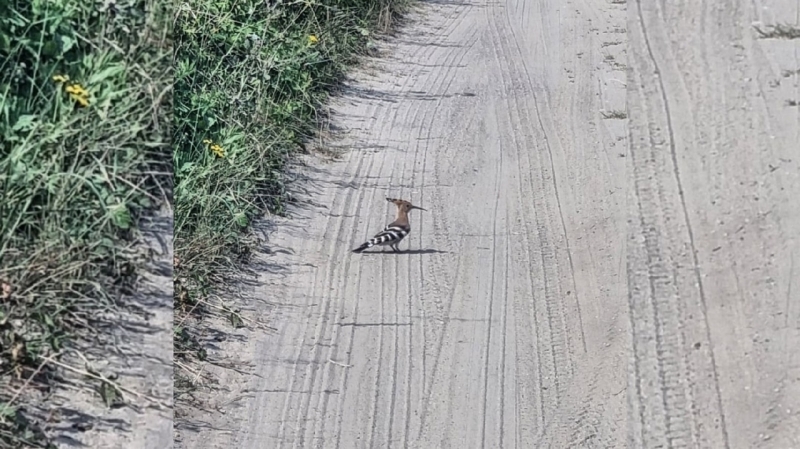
[0,1,171,446]
[174,0,410,408]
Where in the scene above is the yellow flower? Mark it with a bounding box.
[60,81,90,107]
[73,95,89,107]
[308,34,319,45]
[65,84,86,96]
[210,144,225,158]
[204,139,225,158]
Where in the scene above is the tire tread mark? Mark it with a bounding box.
[416,240,464,440]
[478,128,503,448]
[324,13,445,442]
[329,95,393,449]
[276,150,367,448]
[486,4,566,437]
[484,3,549,439]
[632,1,731,447]
[309,141,380,446]
[328,6,471,445]
[504,0,587,356]
[293,158,371,448]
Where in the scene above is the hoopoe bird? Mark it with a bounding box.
[352,198,426,253]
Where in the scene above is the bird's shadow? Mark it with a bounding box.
[358,249,449,255]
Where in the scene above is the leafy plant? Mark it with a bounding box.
[0,0,171,445]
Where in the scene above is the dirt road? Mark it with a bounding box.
[179,0,629,447]
[627,0,799,447]
[176,0,799,448]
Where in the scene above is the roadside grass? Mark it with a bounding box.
[753,23,800,39]
[0,1,171,446]
[173,0,411,410]
[601,109,627,120]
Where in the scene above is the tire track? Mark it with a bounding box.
[309,155,377,447]
[316,84,400,448]
[396,65,430,449]
[365,252,387,449]
[290,151,378,449]
[482,16,551,444]
[330,169,389,449]
[305,179,372,448]
[339,95,402,446]
[627,1,732,448]
[327,78,414,449]
[504,0,588,359]
[489,0,549,438]
[381,56,421,448]
[382,8,483,445]
[336,5,478,446]
[478,120,504,448]
[314,12,454,440]
[492,56,547,448]
[322,7,457,440]
[413,95,482,446]
[275,146,368,448]
[484,2,569,437]
[296,77,397,447]
[626,63,696,448]
[415,240,464,443]
[274,84,389,449]
[499,208,511,449]
[628,0,800,447]
[411,17,507,437]
[367,80,416,447]
[326,142,392,446]
[634,8,729,424]
[540,2,629,445]
[382,227,402,449]
[329,82,418,449]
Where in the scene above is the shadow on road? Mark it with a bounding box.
[358,248,448,255]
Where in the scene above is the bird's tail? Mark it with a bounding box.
[352,241,372,253]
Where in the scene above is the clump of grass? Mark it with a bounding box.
[782,68,800,77]
[601,109,627,119]
[173,0,411,408]
[754,23,800,39]
[0,0,171,446]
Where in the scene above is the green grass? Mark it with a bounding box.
[0,0,171,446]
[173,0,410,408]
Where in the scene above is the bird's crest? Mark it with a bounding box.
[386,197,426,212]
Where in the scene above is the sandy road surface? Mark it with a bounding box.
[627,0,800,447]
[177,0,630,447]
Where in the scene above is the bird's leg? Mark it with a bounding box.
[391,244,399,252]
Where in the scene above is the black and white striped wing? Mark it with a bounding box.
[370,224,409,245]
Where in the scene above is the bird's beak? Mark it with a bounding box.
[411,205,426,211]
